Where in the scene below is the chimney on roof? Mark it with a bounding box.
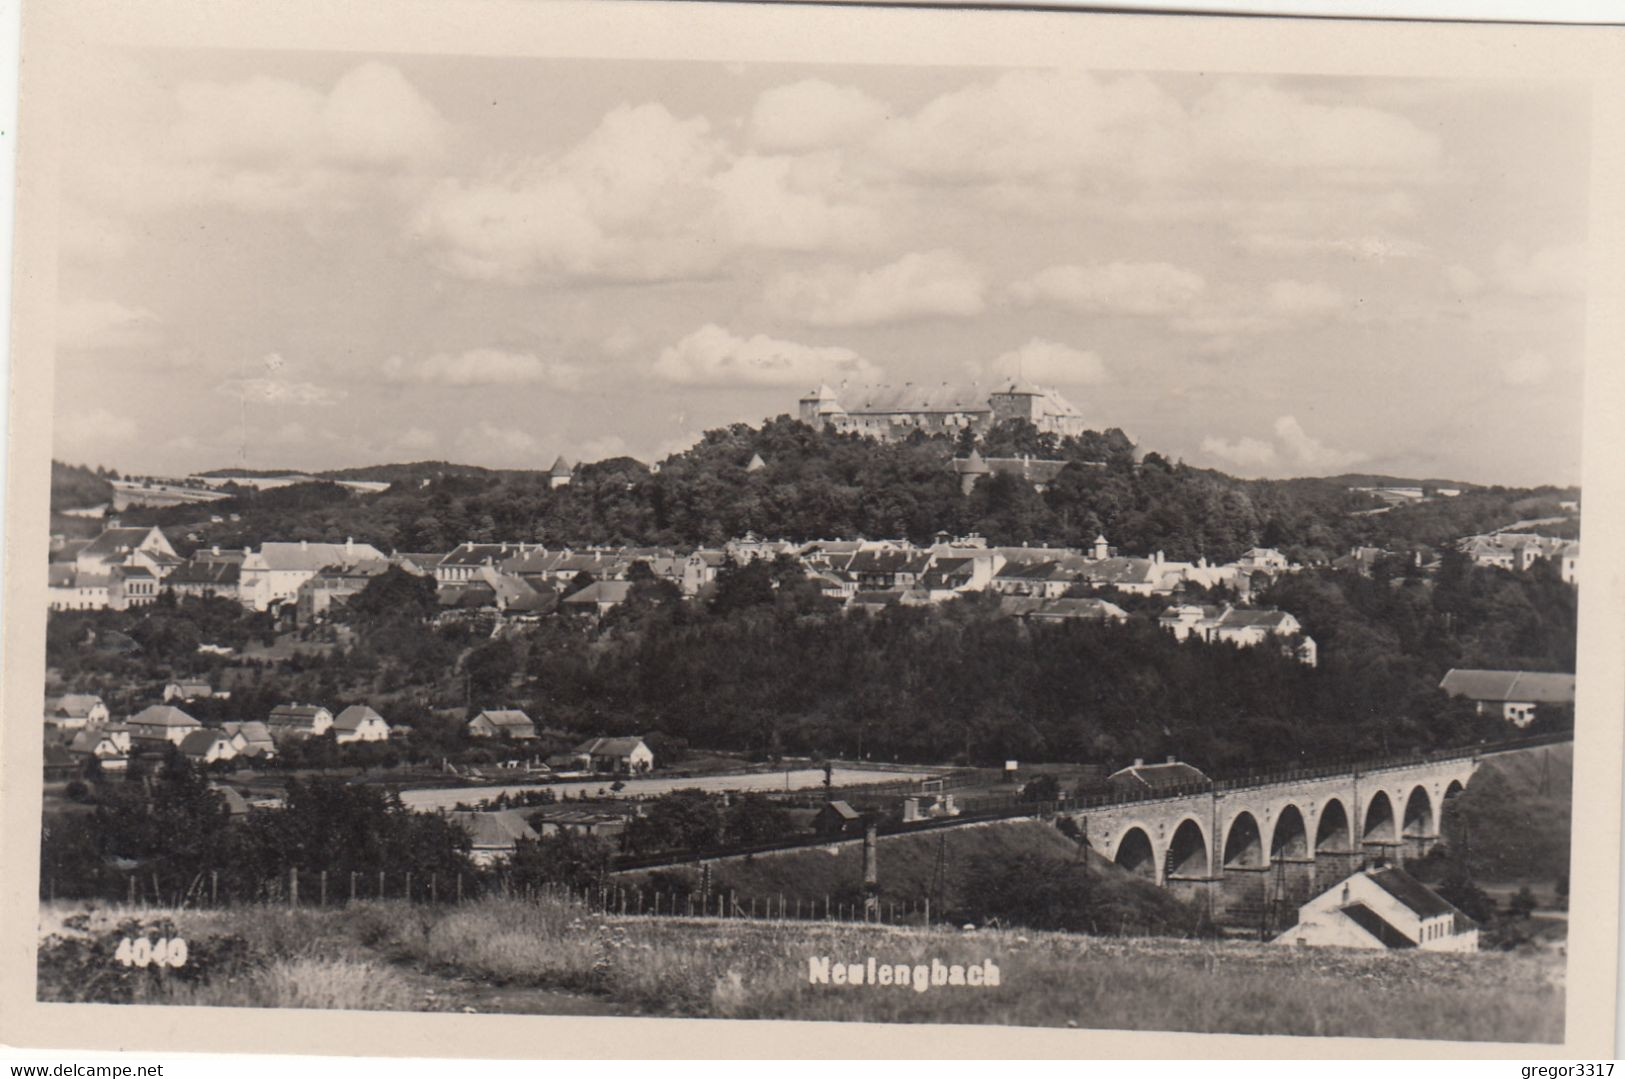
[212,546,220,556]
[345,537,354,555]
[1133,757,1144,768]
[1166,755,1176,764]
[300,539,309,551]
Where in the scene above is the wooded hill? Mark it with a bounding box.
[85,416,1578,564]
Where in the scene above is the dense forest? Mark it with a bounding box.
[90,416,1577,563]
[50,460,116,511]
[45,547,1576,775]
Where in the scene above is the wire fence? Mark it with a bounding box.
[45,867,941,926]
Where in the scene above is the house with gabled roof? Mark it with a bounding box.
[562,579,634,616]
[220,720,277,759]
[163,559,242,602]
[267,703,334,742]
[239,539,388,611]
[448,810,539,866]
[67,729,128,770]
[548,456,575,489]
[163,681,215,703]
[179,728,238,765]
[75,525,178,577]
[127,704,204,746]
[47,693,110,730]
[1439,668,1575,727]
[1107,757,1210,797]
[467,709,537,740]
[575,736,654,775]
[332,704,391,744]
[1278,866,1477,952]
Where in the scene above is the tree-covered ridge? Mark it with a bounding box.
[114,417,1576,561]
[50,461,116,512]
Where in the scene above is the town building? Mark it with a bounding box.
[66,728,128,771]
[548,456,575,490]
[162,560,242,602]
[813,800,864,836]
[1277,866,1478,952]
[332,705,392,743]
[179,729,238,765]
[238,539,387,611]
[951,450,1077,495]
[46,693,110,730]
[447,810,538,866]
[163,681,216,703]
[1106,757,1210,798]
[127,705,203,746]
[219,721,277,759]
[1439,668,1576,727]
[266,704,335,742]
[467,709,537,740]
[574,736,654,775]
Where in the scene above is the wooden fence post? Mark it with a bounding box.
[405,871,413,903]
[210,870,219,906]
[350,871,357,903]
[320,870,328,907]
[128,876,136,907]
[378,870,384,900]
[289,866,298,907]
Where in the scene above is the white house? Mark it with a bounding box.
[266,703,335,741]
[220,720,277,759]
[238,539,386,611]
[47,693,110,730]
[127,705,203,746]
[332,704,391,743]
[179,729,238,765]
[1277,866,1478,952]
[575,736,655,775]
[467,709,537,740]
[1439,668,1575,727]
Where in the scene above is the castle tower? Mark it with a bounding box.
[988,380,1043,427]
[798,384,843,426]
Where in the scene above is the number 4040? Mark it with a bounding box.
[113,937,188,968]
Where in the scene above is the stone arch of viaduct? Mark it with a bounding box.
[1068,756,1477,924]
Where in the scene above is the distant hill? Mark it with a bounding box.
[194,461,512,484]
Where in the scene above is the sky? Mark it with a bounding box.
[51,49,1592,485]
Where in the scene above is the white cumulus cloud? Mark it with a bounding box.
[215,377,345,407]
[652,324,879,387]
[989,338,1110,386]
[1202,415,1365,475]
[749,79,888,153]
[765,250,986,326]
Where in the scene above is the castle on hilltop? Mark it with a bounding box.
[797,380,1087,441]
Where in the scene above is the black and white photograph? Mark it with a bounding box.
[4,0,1624,1059]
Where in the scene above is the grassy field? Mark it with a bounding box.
[37,896,1564,1043]
[618,818,1084,908]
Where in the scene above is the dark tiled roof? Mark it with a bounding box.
[1339,902,1417,948]
[1439,669,1575,704]
[1367,867,1463,920]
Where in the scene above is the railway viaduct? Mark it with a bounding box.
[1065,751,1484,925]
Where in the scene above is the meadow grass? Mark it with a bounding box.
[38,897,1564,1042]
